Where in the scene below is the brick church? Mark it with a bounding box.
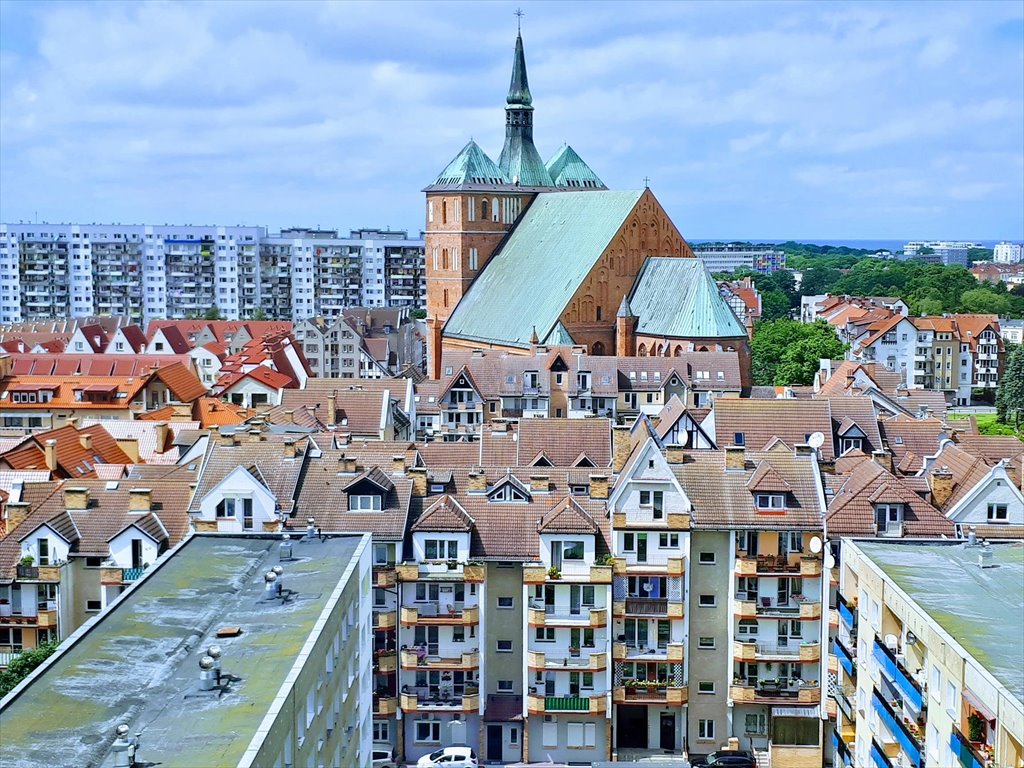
[424,30,751,383]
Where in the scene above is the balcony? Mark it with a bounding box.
[373,610,397,630]
[16,564,61,582]
[611,510,690,530]
[735,596,821,620]
[730,681,821,704]
[36,608,57,629]
[373,566,397,588]
[400,691,479,713]
[872,689,923,767]
[400,605,479,626]
[873,636,924,711]
[523,563,612,584]
[527,650,606,670]
[527,605,606,628]
[949,724,988,768]
[527,693,605,715]
[834,636,856,678]
[837,591,857,629]
[375,651,397,674]
[733,639,820,662]
[735,553,821,577]
[614,684,688,705]
[400,649,479,670]
[373,695,398,716]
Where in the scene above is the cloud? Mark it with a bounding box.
[0,0,1021,239]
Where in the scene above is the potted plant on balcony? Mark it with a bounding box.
[968,712,985,743]
[20,555,34,567]
[446,559,458,571]
[547,566,561,580]
[569,645,581,658]
[596,553,615,566]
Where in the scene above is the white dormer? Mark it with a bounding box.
[945,461,1024,531]
[19,522,72,567]
[108,522,164,569]
[609,438,692,524]
[197,465,277,532]
[412,532,471,563]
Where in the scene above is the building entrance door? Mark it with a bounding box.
[660,713,675,750]
[486,725,503,762]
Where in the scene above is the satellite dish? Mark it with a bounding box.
[808,432,825,449]
[809,536,823,554]
[824,552,836,569]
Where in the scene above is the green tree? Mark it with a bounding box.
[409,308,427,320]
[751,319,848,386]
[917,246,935,255]
[800,266,842,295]
[959,288,1011,315]
[0,641,59,697]
[203,305,222,321]
[996,344,1024,429]
[760,290,792,321]
[250,307,267,321]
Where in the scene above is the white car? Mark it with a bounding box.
[371,742,396,768]
[416,745,478,768]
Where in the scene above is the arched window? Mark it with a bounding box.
[673,345,683,357]
[656,344,664,356]
[442,249,449,270]
[591,341,605,356]
[491,197,499,222]
[441,200,448,224]
[481,199,489,219]
[596,306,603,322]
[638,344,647,357]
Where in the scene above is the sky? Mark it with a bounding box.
[0,0,1022,241]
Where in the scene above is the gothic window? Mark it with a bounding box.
[638,344,647,357]
[442,200,448,224]
[443,289,449,309]
[442,249,449,270]
[491,197,499,222]
[674,345,683,357]
[481,199,489,219]
[591,341,605,356]
[596,307,602,322]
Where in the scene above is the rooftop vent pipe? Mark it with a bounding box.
[207,645,222,685]
[306,517,316,540]
[198,655,217,691]
[111,724,141,768]
[264,570,279,600]
[279,533,293,561]
[979,541,995,569]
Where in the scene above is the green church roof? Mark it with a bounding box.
[543,321,575,346]
[506,32,532,107]
[432,140,510,188]
[444,190,646,349]
[546,145,606,189]
[628,258,747,339]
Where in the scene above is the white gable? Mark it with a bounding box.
[945,463,1024,526]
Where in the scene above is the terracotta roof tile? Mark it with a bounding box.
[712,399,837,460]
[827,460,953,536]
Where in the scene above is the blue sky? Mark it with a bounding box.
[1,0,1022,240]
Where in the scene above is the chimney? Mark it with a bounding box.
[79,432,93,451]
[64,486,90,510]
[871,449,893,473]
[284,409,295,425]
[529,474,551,493]
[391,453,406,475]
[246,428,263,443]
[589,474,609,500]
[930,466,955,508]
[169,401,193,420]
[795,443,814,457]
[409,467,427,497]
[116,437,140,463]
[612,425,632,473]
[467,470,488,493]
[283,439,297,459]
[327,392,337,427]
[335,431,350,447]
[129,488,152,513]
[665,444,686,464]
[4,502,29,534]
[725,445,746,471]
[44,439,58,472]
[154,422,170,453]
[214,426,237,447]
[66,416,78,429]
[338,454,357,474]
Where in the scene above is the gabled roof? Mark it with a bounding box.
[430,140,509,189]
[629,258,747,339]
[18,509,80,544]
[487,472,532,500]
[342,466,395,494]
[146,362,208,403]
[746,461,792,492]
[543,321,575,346]
[545,144,606,189]
[537,496,599,535]
[412,495,475,532]
[444,190,646,348]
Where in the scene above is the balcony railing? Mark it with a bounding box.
[872,689,924,768]
[873,636,923,711]
[624,598,668,615]
[834,636,855,678]
[837,591,857,629]
[949,725,987,768]
[730,681,821,704]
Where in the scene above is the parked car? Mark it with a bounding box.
[704,749,757,768]
[372,742,397,768]
[416,745,478,768]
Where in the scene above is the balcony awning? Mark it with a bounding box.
[962,687,996,722]
[773,704,822,718]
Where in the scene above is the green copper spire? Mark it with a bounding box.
[498,29,554,186]
[507,32,532,106]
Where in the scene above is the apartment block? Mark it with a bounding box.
[0,532,373,768]
[994,241,1023,264]
[837,540,1024,768]
[0,223,424,324]
[693,244,787,275]
[902,241,976,266]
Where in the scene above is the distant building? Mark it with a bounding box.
[0,224,424,324]
[901,241,976,266]
[994,241,1023,263]
[0,531,373,768]
[1000,318,1024,346]
[692,243,787,274]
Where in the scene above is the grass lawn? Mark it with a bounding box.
[948,412,1024,439]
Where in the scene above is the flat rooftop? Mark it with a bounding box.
[855,539,1024,704]
[0,533,363,768]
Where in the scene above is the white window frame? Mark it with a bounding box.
[698,719,715,740]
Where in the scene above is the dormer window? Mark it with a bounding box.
[875,503,903,536]
[349,494,382,511]
[987,503,1008,522]
[639,490,664,518]
[755,494,785,510]
[840,437,863,454]
[577,372,591,390]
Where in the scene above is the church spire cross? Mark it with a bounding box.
[643,176,651,189]
[515,7,524,32]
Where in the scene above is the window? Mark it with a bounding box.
[424,539,458,560]
[498,679,514,692]
[373,722,389,741]
[698,719,715,740]
[562,541,584,560]
[755,494,785,510]
[737,619,758,636]
[658,533,679,548]
[698,551,716,564]
[745,712,767,736]
[534,627,556,642]
[987,503,1008,522]
[86,599,102,612]
[623,533,636,552]
[452,626,465,643]
[37,538,50,566]
[930,666,941,702]
[416,721,440,743]
[698,594,716,607]
[734,432,745,446]
[875,503,904,535]
[697,681,716,694]
[497,596,514,609]
[349,494,382,511]
[698,636,715,649]
[496,640,513,653]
